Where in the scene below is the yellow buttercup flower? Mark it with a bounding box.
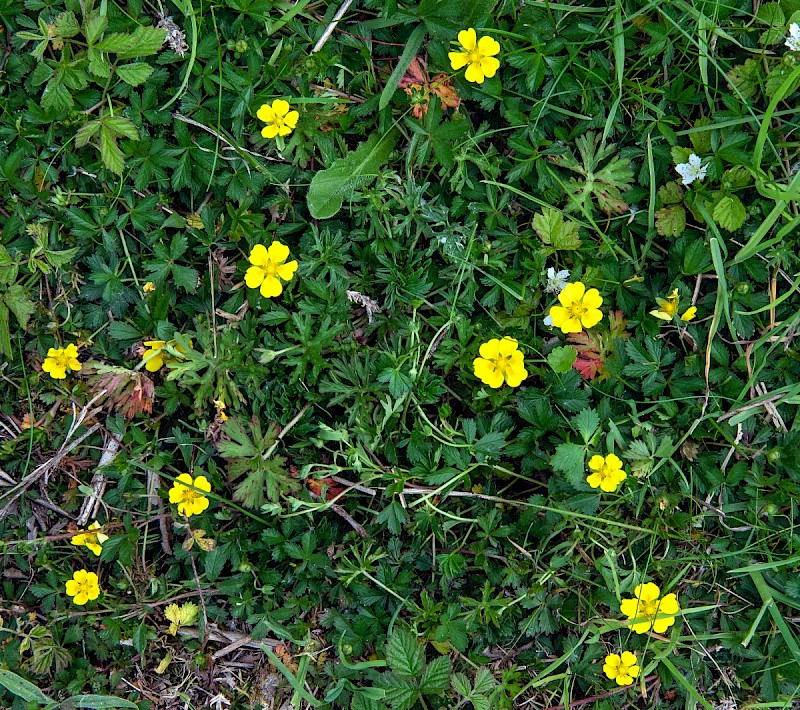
[70,521,109,557]
[586,454,627,493]
[448,28,500,84]
[42,344,82,380]
[141,338,191,372]
[620,582,681,634]
[650,288,696,322]
[143,281,156,294]
[548,282,603,334]
[169,473,211,518]
[473,337,528,388]
[244,241,298,298]
[65,569,101,606]
[257,99,299,139]
[603,651,640,686]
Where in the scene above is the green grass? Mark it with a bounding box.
[2,0,800,707]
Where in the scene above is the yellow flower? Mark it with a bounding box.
[548,282,603,334]
[143,281,156,294]
[620,582,681,634]
[586,454,627,493]
[141,338,191,373]
[449,28,500,84]
[257,99,299,139]
[603,651,640,686]
[213,398,228,421]
[65,569,100,606]
[42,344,82,380]
[650,288,696,322]
[70,521,109,557]
[244,241,298,298]
[473,337,528,388]
[169,473,211,518]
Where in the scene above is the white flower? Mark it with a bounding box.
[786,23,800,52]
[544,267,570,294]
[543,315,554,327]
[675,153,707,186]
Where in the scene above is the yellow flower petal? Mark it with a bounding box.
[619,598,639,618]
[276,260,298,281]
[650,309,673,321]
[449,51,470,70]
[505,364,528,387]
[479,56,500,79]
[249,244,269,266]
[652,615,677,633]
[496,337,519,355]
[284,110,299,129]
[588,455,605,472]
[605,453,623,470]
[559,281,586,306]
[680,306,697,321]
[586,472,604,489]
[65,580,79,595]
[582,288,603,310]
[271,99,290,117]
[262,124,280,139]
[658,593,680,615]
[193,475,211,493]
[245,266,266,289]
[260,275,284,298]
[143,350,164,372]
[464,62,485,83]
[478,339,501,360]
[473,358,504,388]
[256,104,275,123]
[457,28,477,51]
[636,582,661,602]
[267,240,290,264]
[477,35,500,56]
[580,308,603,329]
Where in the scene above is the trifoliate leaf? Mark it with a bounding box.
[727,59,764,99]
[712,195,747,231]
[532,207,581,250]
[655,205,686,237]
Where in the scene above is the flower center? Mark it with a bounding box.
[467,50,484,64]
[54,353,70,368]
[641,600,659,619]
[262,260,278,277]
[567,303,588,320]
[182,487,200,505]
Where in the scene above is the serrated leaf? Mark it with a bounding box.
[5,284,36,329]
[96,26,165,57]
[116,62,154,87]
[307,131,398,219]
[713,195,746,231]
[385,629,425,678]
[42,78,73,113]
[104,115,140,141]
[532,207,581,249]
[76,120,102,147]
[574,408,600,444]
[547,345,578,373]
[657,181,684,205]
[100,126,125,175]
[54,10,81,37]
[420,655,451,693]
[84,13,108,44]
[655,205,686,237]
[550,442,586,484]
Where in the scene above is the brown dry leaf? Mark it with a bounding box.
[84,363,155,419]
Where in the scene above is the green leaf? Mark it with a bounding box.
[42,77,73,113]
[5,284,36,330]
[96,26,166,57]
[550,442,586,485]
[70,695,139,708]
[379,24,426,111]
[574,408,600,444]
[307,131,398,219]
[84,13,108,44]
[655,205,686,237]
[76,120,102,147]
[54,10,81,37]
[104,116,140,141]
[100,125,125,175]
[532,207,581,249]
[116,62,154,87]
[0,669,54,703]
[0,302,12,358]
[385,629,425,678]
[657,181,684,205]
[712,195,747,231]
[420,655,451,693]
[547,345,577,373]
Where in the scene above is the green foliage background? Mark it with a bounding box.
[2,0,800,706]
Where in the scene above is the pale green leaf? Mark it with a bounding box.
[547,345,577,373]
[712,195,747,231]
[307,131,398,219]
[116,62,154,87]
[655,205,686,237]
[385,629,425,678]
[532,207,581,250]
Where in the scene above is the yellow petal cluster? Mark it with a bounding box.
[70,521,109,557]
[548,282,603,334]
[257,99,299,138]
[42,344,82,380]
[449,28,500,84]
[620,582,681,634]
[602,651,640,686]
[244,241,298,298]
[650,288,696,322]
[586,454,627,493]
[65,569,101,605]
[169,473,212,518]
[141,338,191,372]
[473,337,528,388]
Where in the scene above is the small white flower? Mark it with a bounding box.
[544,266,570,294]
[786,23,800,52]
[543,314,554,327]
[675,153,707,186]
